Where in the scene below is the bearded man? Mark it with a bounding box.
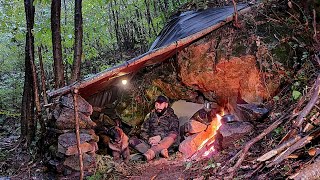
[129,95,179,161]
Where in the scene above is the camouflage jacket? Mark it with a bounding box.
[140,107,179,141]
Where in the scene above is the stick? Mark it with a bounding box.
[227,110,292,174]
[313,9,318,42]
[294,74,320,129]
[257,135,301,162]
[289,158,320,180]
[72,88,84,180]
[267,135,312,167]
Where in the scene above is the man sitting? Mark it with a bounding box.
[129,95,179,161]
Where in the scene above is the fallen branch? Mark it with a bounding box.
[303,112,320,132]
[313,9,318,43]
[267,126,320,167]
[289,158,320,179]
[294,74,320,129]
[280,74,320,143]
[267,135,312,167]
[227,109,292,174]
[257,135,302,162]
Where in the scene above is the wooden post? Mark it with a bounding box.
[72,88,84,180]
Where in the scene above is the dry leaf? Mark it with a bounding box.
[287,154,299,159]
[288,1,293,8]
[308,148,316,156]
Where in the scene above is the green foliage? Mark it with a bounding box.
[292,90,302,100]
[184,161,193,170]
[86,172,103,180]
[273,127,283,135]
[291,81,302,100]
[203,159,220,170]
[273,96,280,101]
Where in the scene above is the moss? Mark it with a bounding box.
[271,43,294,67]
[232,42,247,56]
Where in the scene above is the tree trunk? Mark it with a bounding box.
[51,0,65,88]
[38,46,50,118]
[22,0,36,145]
[70,0,83,83]
[63,0,69,84]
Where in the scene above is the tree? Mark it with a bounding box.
[51,0,65,88]
[21,0,36,144]
[70,0,83,83]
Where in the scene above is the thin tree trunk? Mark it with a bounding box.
[63,0,69,84]
[51,0,65,88]
[144,0,156,36]
[38,46,50,118]
[111,0,122,57]
[70,0,83,83]
[22,0,36,145]
[30,48,45,143]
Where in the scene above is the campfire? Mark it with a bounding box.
[179,111,224,161]
[190,114,223,160]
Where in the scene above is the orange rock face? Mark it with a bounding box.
[178,41,274,104]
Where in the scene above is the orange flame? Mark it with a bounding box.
[194,114,222,157]
[201,114,222,157]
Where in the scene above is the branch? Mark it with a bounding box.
[257,135,301,162]
[294,74,320,129]
[227,109,292,174]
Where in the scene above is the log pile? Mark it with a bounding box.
[49,94,98,179]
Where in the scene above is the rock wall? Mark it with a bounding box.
[49,94,98,179]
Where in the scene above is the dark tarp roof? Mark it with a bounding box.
[48,3,251,99]
[150,3,248,50]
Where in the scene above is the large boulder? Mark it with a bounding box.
[60,94,93,116]
[56,108,96,130]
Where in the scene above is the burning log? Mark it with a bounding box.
[179,115,222,159]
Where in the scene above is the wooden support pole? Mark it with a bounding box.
[72,88,84,180]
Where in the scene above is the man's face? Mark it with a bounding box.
[155,102,168,113]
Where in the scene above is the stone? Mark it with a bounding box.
[236,103,269,121]
[60,94,93,116]
[63,153,96,171]
[58,133,98,148]
[58,142,98,156]
[218,121,253,149]
[56,108,96,130]
[178,44,275,104]
[185,120,208,134]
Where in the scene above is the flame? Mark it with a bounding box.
[194,114,222,157]
[201,114,222,157]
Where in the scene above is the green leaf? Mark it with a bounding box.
[273,96,279,101]
[184,161,192,170]
[292,90,302,100]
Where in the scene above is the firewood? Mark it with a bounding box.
[303,112,320,133]
[266,126,320,167]
[257,135,301,162]
[280,74,320,143]
[227,108,293,174]
[289,158,320,180]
